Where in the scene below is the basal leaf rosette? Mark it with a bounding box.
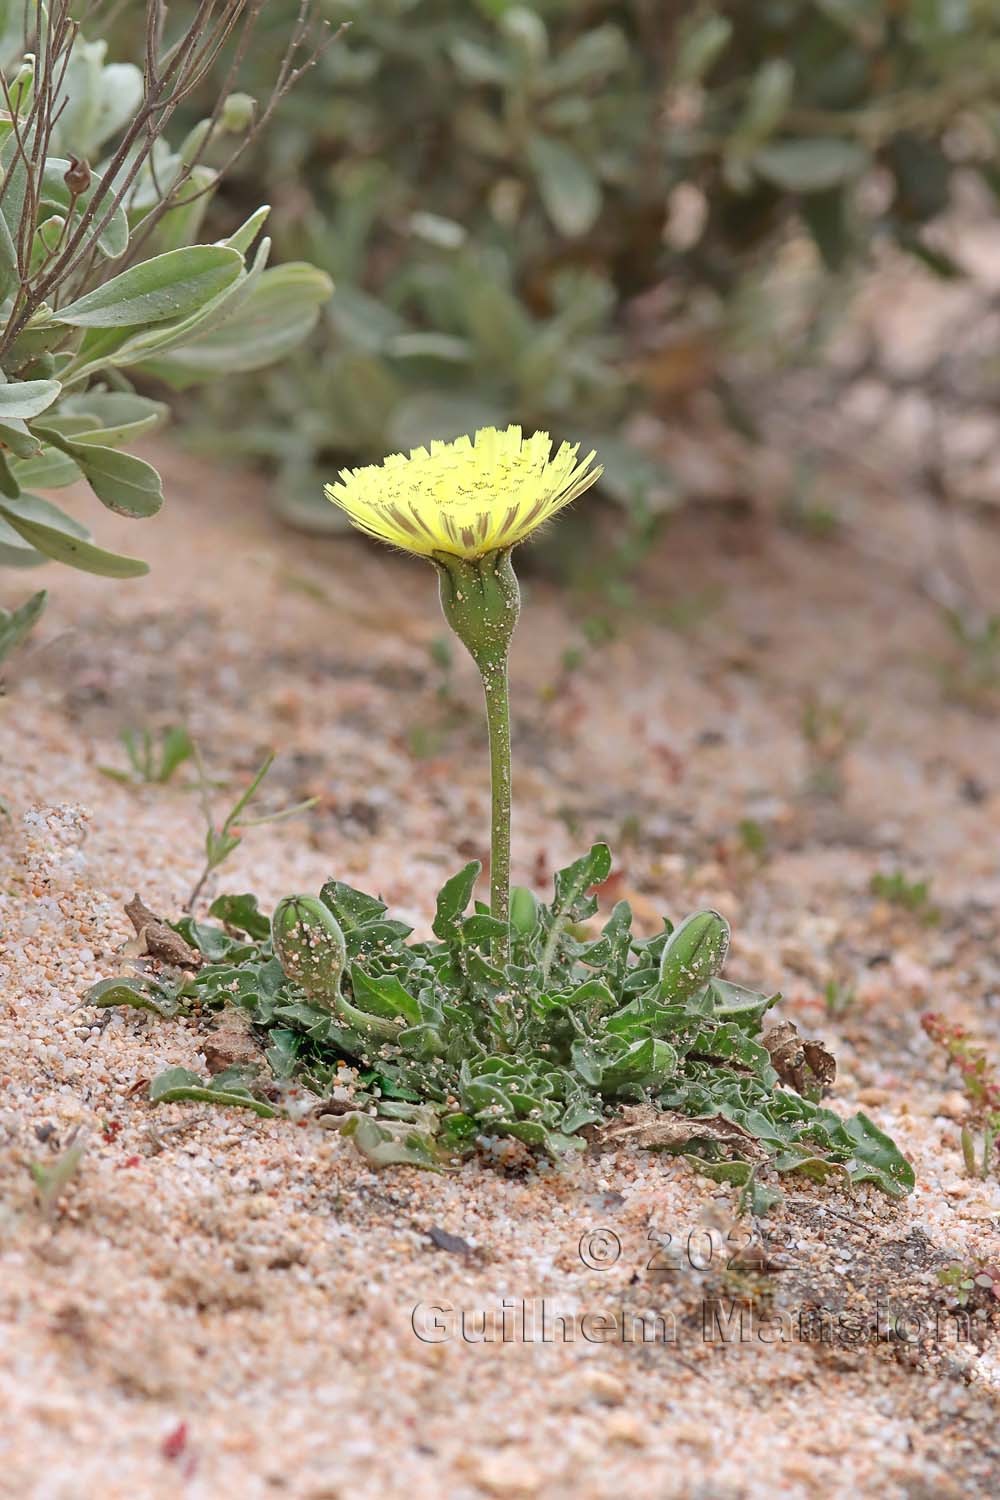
[323,425,601,559]
[92,847,916,1197]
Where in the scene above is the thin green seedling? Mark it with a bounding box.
[823,979,857,1018]
[99,725,196,786]
[30,1128,87,1219]
[187,747,317,910]
[801,694,865,800]
[962,1124,995,1181]
[870,870,940,923]
[937,608,1000,707]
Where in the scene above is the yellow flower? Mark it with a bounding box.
[324,425,602,560]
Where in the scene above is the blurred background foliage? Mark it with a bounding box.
[111,0,1000,519]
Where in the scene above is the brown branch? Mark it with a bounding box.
[121,0,271,265]
[121,9,337,270]
[0,1,330,356]
[9,3,250,317]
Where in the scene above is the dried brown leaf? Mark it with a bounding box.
[763,1020,836,1094]
[124,893,201,969]
[600,1105,762,1156]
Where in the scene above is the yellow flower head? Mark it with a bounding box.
[324,425,602,560]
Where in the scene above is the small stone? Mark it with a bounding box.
[581,1368,625,1406]
[673,1422,714,1455]
[203,1010,261,1074]
[605,1411,645,1446]
[937,1091,970,1122]
[474,1454,542,1496]
[856,1086,892,1106]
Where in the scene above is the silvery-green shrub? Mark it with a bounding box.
[0,2,330,659]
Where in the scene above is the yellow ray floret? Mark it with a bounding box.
[324,425,602,560]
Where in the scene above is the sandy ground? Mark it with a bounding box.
[2,442,1000,1499]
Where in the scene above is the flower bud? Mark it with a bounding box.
[658,910,730,999]
[221,92,256,132]
[271,896,347,1009]
[63,156,91,196]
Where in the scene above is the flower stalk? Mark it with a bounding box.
[435,550,520,958]
[323,425,603,969]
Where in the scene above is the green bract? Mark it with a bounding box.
[0,6,330,646]
[90,850,915,1199]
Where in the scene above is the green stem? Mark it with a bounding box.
[480,653,512,962]
[434,549,520,965]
